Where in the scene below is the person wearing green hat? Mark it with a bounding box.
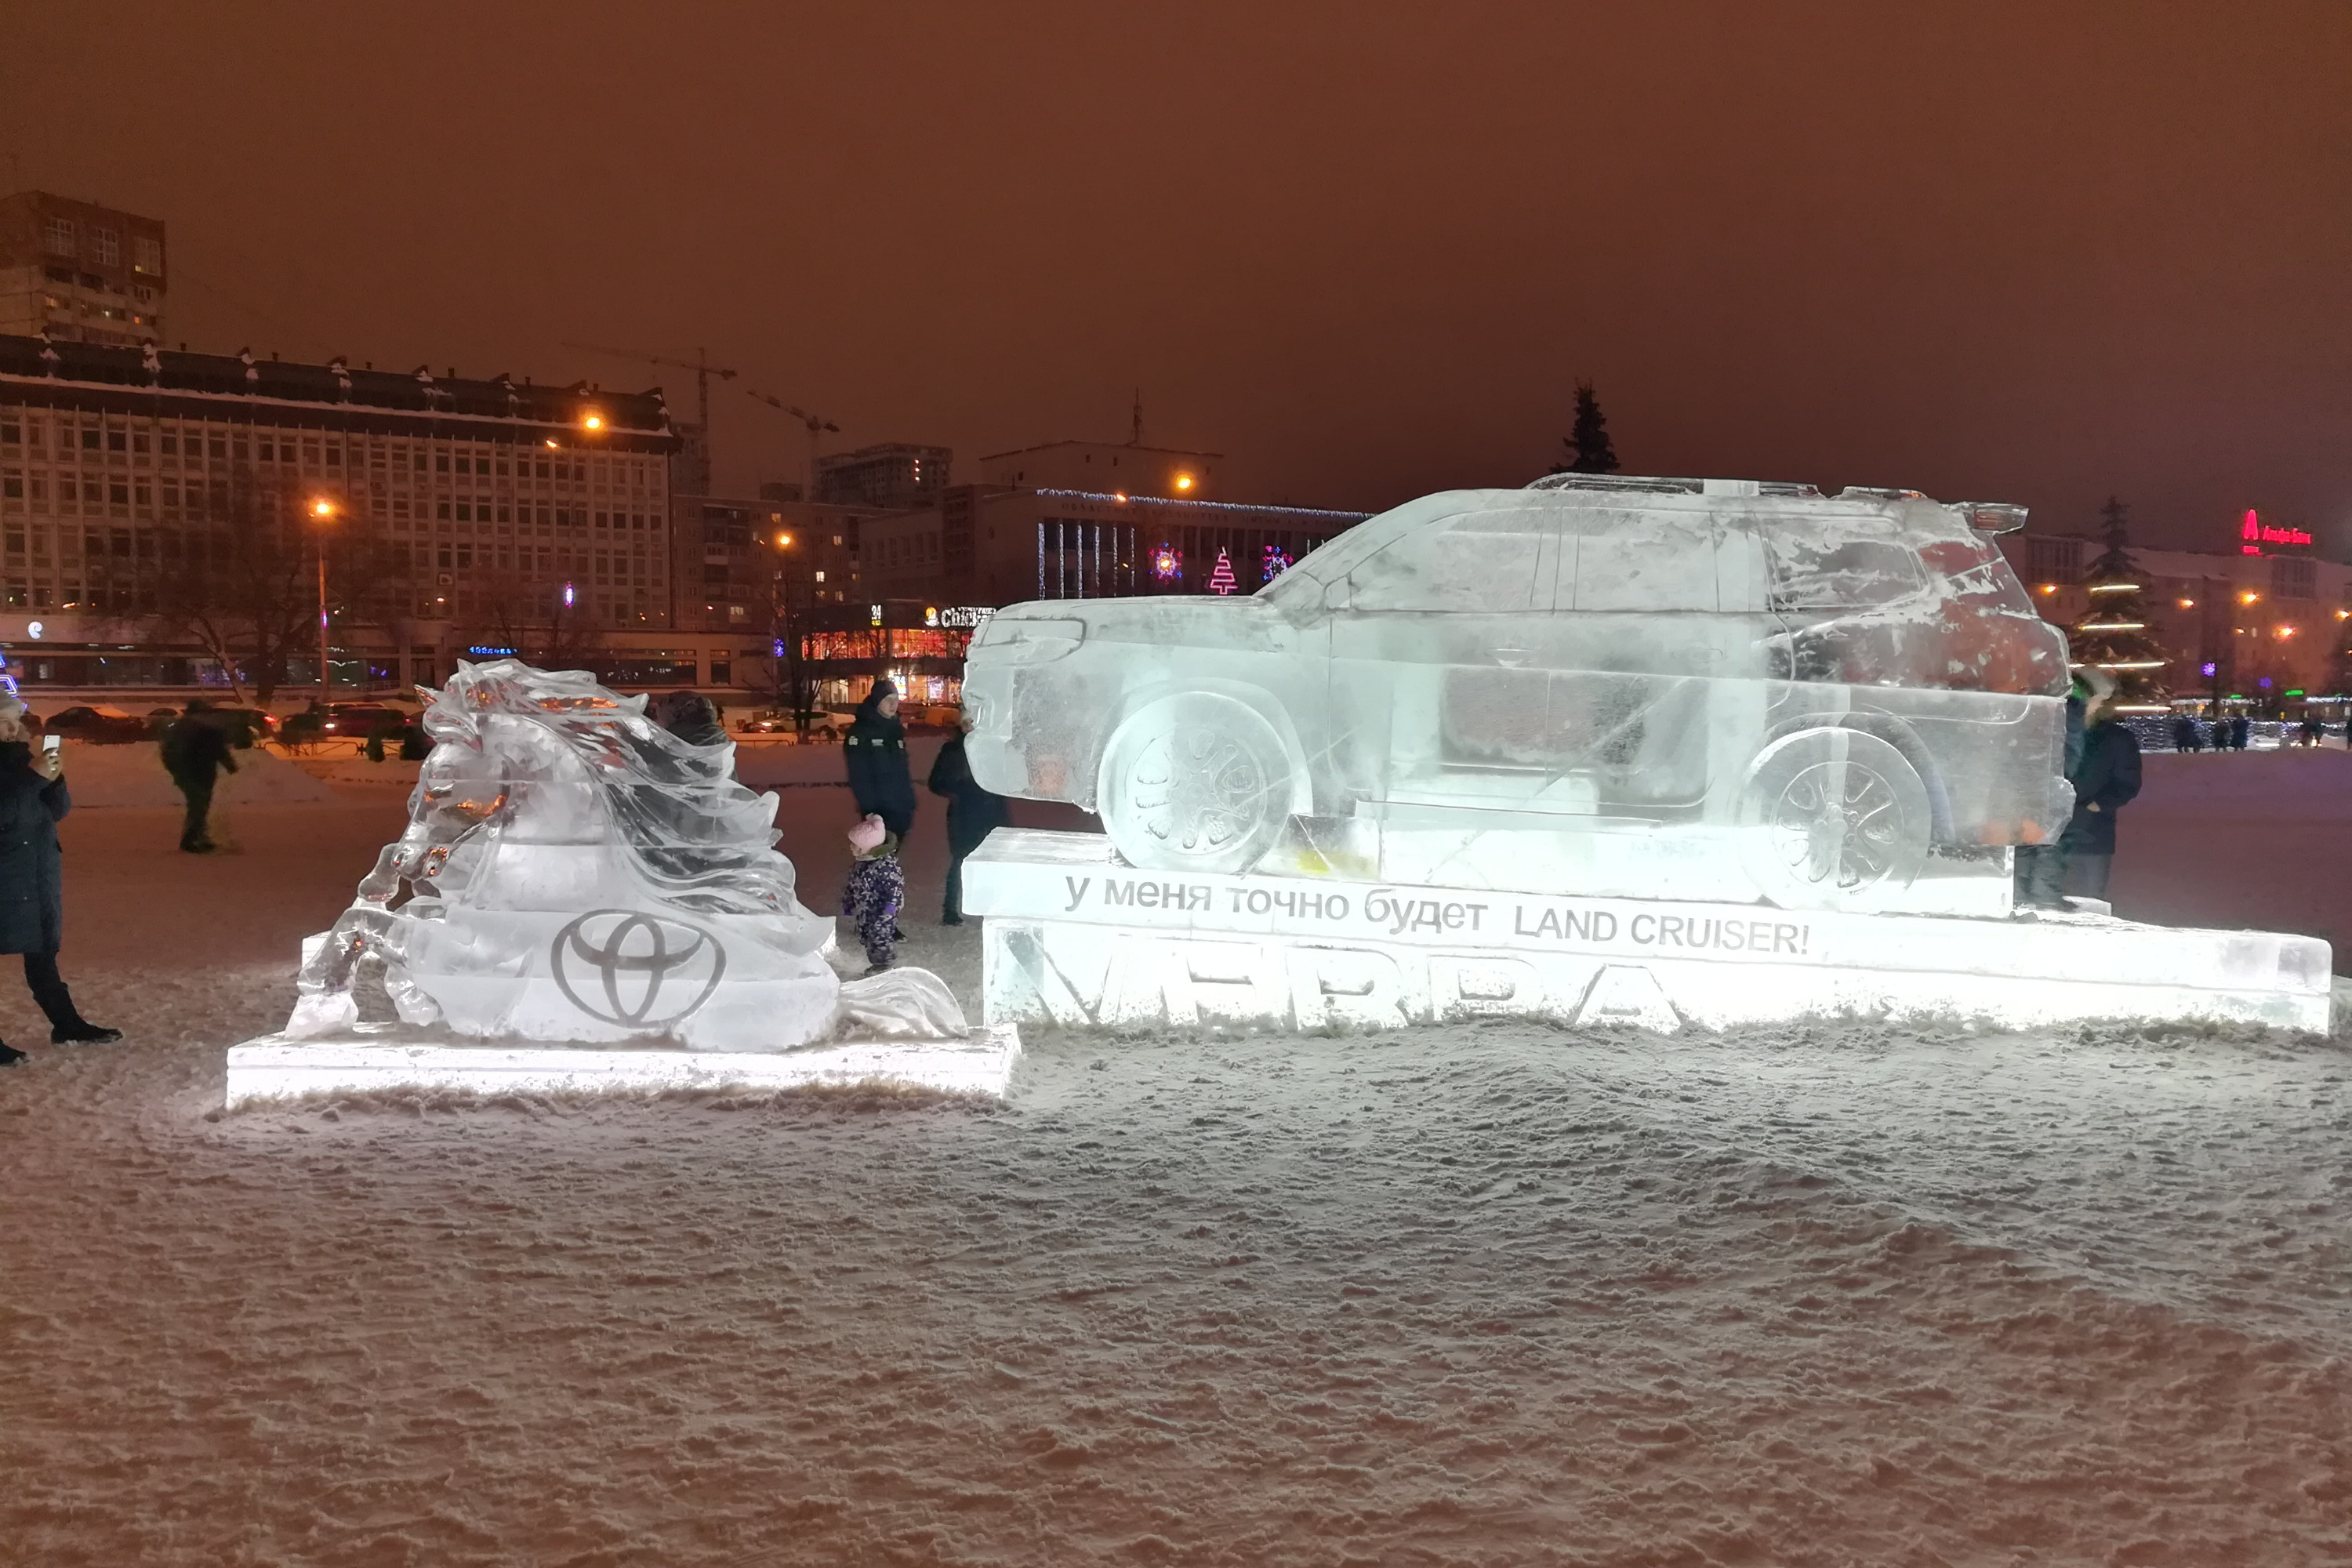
[2057,668,2141,902]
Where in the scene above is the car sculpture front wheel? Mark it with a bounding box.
[1737,727,1931,911]
[1097,692,1294,877]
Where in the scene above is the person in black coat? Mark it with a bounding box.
[160,698,239,853]
[844,678,916,839]
[0,702,119,1065]
[927,710,1010,924]
[2060,682,2143,902]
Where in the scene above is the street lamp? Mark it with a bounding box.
[768,532,807,733]
[307,495,339,706]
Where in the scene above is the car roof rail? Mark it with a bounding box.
[1525,473,1702,495]
[1524,474,1821,498]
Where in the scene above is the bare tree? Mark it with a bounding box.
[451,568,598,673]
[151,464,316,706]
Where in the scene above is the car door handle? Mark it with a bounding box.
[1488,647,1532,667]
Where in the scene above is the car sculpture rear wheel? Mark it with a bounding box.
[1097,692,1293,877]
[1737,728,1931,911]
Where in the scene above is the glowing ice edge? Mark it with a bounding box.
[967,830,2332,1033]
[223,1025,1022,1108]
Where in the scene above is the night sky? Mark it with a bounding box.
[3,2,2346,549]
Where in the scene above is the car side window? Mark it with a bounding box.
[1570,513,1718,612]
[1766,536,1926,612]
[1348,510,1551,612]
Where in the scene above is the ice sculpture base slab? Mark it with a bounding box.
[966,830,2330,1034]
[224,1025,1022,1109]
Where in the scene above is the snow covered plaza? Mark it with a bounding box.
[0,738,2346,1566]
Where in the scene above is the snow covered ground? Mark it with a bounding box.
[1,750,2347,1565]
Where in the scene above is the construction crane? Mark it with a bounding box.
[562,342,737,434]
[743,387,840,499]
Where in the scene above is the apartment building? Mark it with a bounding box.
[671,492,873,631]
[814,442,950,510]
[862,484,1367,604]
[0,333,672,689]
[0,193,167,347]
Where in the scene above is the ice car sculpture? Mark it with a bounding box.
[962,476,2075,913]
[285,659,962,1048]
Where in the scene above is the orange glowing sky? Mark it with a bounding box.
[3,2,2347,550]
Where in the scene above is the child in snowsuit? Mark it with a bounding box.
[842,814,905,974]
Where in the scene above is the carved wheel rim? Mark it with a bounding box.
[1762,759,1905,891]
[1122,721,1272,859]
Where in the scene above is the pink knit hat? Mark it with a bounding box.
[847,814,887,854]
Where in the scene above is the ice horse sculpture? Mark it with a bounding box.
[285,659,960,1049]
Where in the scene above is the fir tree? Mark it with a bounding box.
[1551,380,1621,474]
[2067,496,2172,706]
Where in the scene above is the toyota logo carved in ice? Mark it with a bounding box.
[548,909,728,1028]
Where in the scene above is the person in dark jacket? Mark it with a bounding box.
[843,678,916,839]
[0,702,119,1065]
[2060,676,2143,902]
[927,709,1010,924]
[159,699,239,854]
[2230,714,2251,751]
[2171,714,2201,753]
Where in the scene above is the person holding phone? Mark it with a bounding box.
[0,699,118,1066]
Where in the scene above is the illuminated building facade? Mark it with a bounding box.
[975,439,1220,498]
[0,192,167,347]
[2002,520,2352,704]
[0,333,672,689]
[862,485,1365,605]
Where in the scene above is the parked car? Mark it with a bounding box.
[321,703,402,738]
[201,706,281,747]
[739,710,847,739]
[45,704,154,745]
[962,475,2075,912]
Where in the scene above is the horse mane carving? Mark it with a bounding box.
[425,658,801,916]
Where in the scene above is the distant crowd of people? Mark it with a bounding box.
[2169,713,2332,750]
[2172,713,2254,753]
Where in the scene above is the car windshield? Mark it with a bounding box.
[1256,492,1534,608]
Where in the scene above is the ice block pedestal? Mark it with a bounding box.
[965,830,2330,1034]
[223,1024,1022,1108]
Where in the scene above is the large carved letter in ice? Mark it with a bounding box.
[285,659,850,1050]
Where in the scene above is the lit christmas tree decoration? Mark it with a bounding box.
[2069,497,2172,709]
[1208,549,1237,594]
